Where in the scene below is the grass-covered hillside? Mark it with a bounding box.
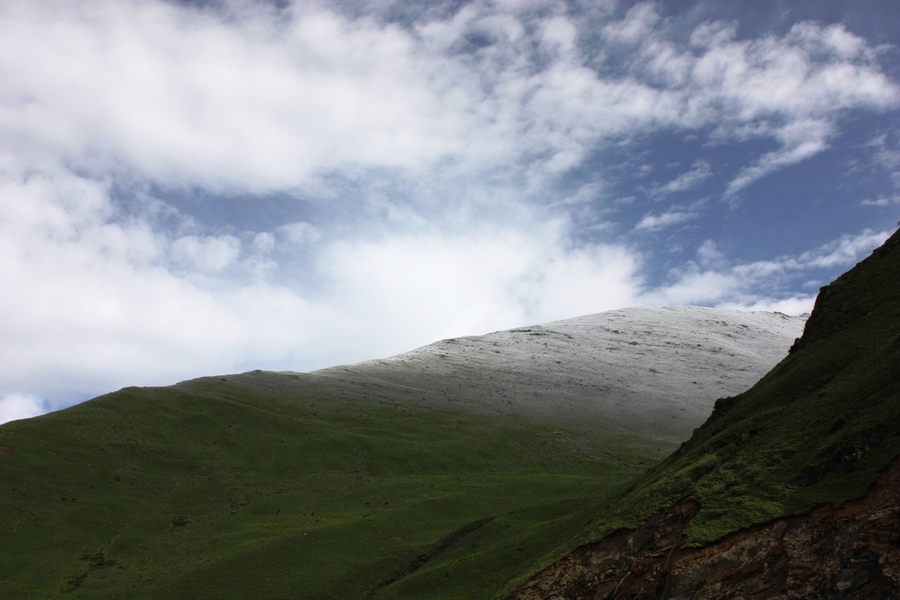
[0,379,636,600]
[574,227,900,552]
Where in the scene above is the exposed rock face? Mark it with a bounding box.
[512,459,900,600]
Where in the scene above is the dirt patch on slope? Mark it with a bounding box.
[512,459,900,599]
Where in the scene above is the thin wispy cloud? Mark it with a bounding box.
[1,0,898,422]
[654,161,713,196]
[862,195,900,207]
[648,228,895,310]
[635,208,700,232]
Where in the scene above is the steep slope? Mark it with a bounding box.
[0,308,801,600]
[512,229,900,599]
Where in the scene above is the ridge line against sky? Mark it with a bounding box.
[1,0,899,423]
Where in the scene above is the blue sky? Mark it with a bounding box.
[2,0,899,422]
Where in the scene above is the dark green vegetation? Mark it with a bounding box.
[0,374,653,599]
[576,227,900,550]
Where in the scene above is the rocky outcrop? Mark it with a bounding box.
[512,459,900,600]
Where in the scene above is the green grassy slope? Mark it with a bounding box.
[570,228,900,554]
[0,373,653,599]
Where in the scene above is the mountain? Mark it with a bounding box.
[0,308,802,599]
[512,229,900,599]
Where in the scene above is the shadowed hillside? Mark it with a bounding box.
[513,228,900,599]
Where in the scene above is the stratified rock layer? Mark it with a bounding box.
[513,459,900,600]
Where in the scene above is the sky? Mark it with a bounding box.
[2,0,899,424]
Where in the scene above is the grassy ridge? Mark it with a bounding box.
[0,375,654,599]
[573,228,900,550]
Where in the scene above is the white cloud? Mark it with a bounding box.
[862,194,900,207]
[725,119,834,196]
[635,209,698,232]
[862,133,900,192]
[649,270,740,306]
[719,296,815,316]
[321,223,642,346]
[279,222,322,244]
[655,160,712,195]
[2,1,895,194]
[0,394,50,426]
[171,235,242,272]
[646,228,893,312]
[0,1,476,191]
[603,3,662,45]
[689,20,737,50]
[870,134,900,170]
[796,228,893,268]
[695,240,729,270]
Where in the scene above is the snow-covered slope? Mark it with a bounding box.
[241,307,805,446]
